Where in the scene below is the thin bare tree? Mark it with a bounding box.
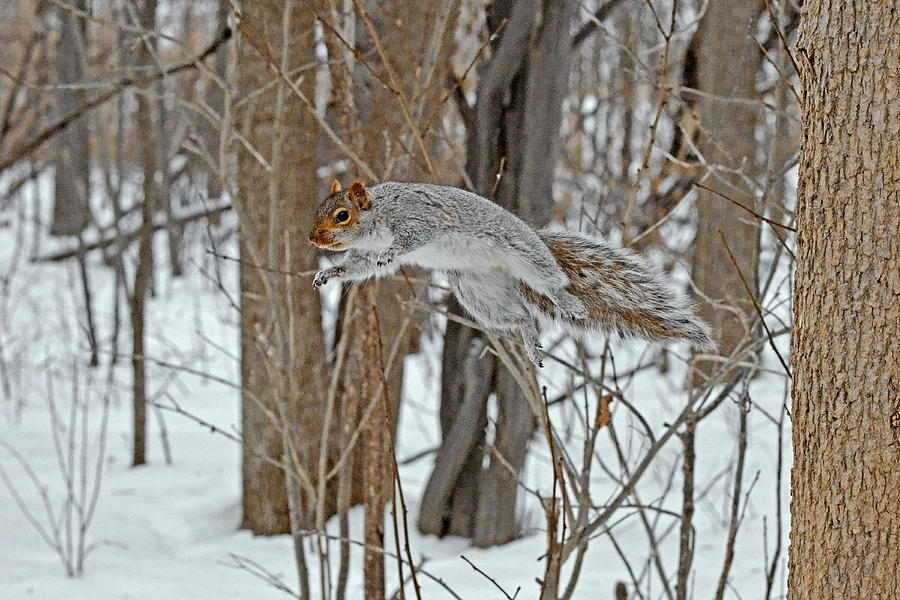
[129,0,160,467]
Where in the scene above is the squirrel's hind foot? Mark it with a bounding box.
[525,345,544,368]
[375,246,399,267]
[519,327,544,368]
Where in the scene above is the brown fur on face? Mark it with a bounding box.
[308,179,371,249]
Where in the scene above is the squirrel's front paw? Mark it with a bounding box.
[375,248,396,267]
[313,267,345,289]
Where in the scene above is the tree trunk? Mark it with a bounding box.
[50,0,97,362]
[420,0,577,547]
[130,0,159,468]
[194,0,229,202]
[235,2,325,535]
[689,0,763,380]
[51,0,90,237]
[319,2,456,590]
[788,3,899,598]
[359,288,388,600]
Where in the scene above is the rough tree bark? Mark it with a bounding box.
[359,295,388,600]
[689,0,763,380]
[788,2,899,598]
[236,3,325,535]
[418,0,577,547]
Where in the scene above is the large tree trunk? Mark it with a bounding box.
[689,0,763,379]
[419,0,577,547]
[235,2,325,535]
[51,0,90,237]
[788,2,899,598]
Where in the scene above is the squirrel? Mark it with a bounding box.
[309,180,714,367]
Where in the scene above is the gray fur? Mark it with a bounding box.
[320,182,587,319]
[313,182,713,366]
[448,270,544,367]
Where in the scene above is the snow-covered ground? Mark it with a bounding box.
[0,178,792,599]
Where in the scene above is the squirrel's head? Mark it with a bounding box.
[308,179,372,250]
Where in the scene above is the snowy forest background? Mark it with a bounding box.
[2,0,862,598]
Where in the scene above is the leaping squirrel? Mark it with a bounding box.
[309,180,714,367]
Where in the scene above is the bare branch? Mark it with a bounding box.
[0,27,232,173]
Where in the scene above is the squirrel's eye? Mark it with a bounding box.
[335,210,350,223]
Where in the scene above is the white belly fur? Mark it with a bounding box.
[401,234,510,274]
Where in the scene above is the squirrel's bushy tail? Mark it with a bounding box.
[523,229,715,350]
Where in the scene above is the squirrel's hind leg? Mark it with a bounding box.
[503,248,587,320]
[450,273,545,367]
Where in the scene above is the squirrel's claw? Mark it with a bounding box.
[525,343,545,368]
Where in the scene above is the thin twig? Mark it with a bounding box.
[300,531,464,600]
[718,232,791,377]
[572,0,630,48]
[763,0,801,84]
[460,555,520,600]
[694,182,796,232]
[714,392,750,599]
[36,205,232,263]
[754,37,801,106]
[764,400,787,599]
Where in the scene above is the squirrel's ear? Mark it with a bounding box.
[348,180,371,210]
[330,180,342,194]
